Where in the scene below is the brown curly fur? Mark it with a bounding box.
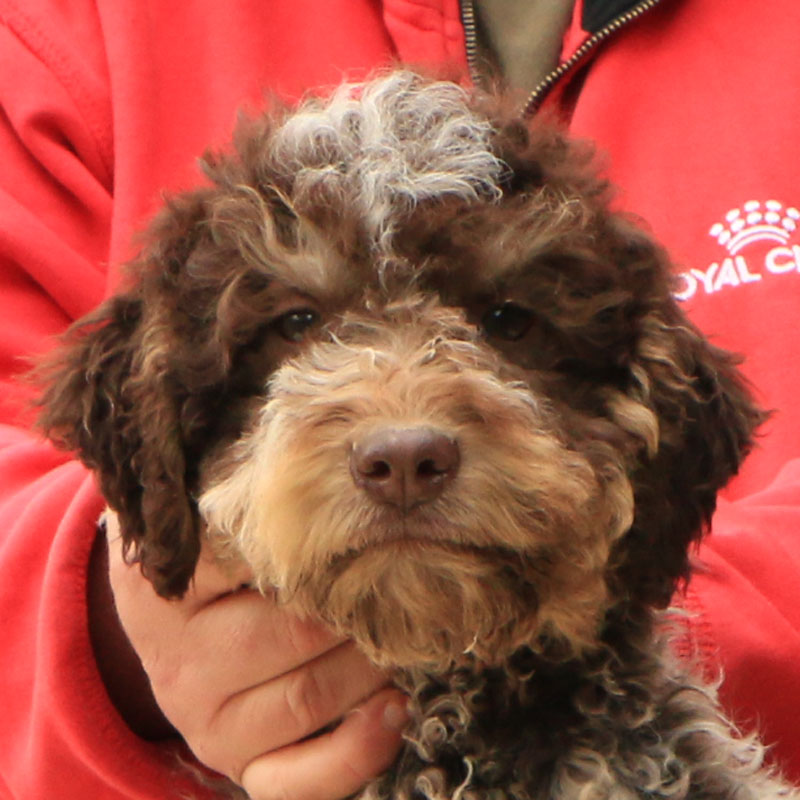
[38,73,795,799]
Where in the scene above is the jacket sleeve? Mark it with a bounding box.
[674,459,800,784]
[0,9,216,798]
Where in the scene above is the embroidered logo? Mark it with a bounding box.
[675,199,800,301]
[709,200,799,255]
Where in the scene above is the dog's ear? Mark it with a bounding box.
[36,196,219,597]
[36,135,299,597]
[37,290,201,597]
[603,224,765,608]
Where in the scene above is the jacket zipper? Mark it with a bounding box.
[459,0,664,117]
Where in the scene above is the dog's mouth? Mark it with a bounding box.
[339,502,510,564]
[271,513,609,671]
[322,535,546,601]
[338,533,507,560]
[290,536,547,670]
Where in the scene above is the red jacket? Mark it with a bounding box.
[1,0,798,796]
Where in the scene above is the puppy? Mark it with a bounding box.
[39,72,796,799]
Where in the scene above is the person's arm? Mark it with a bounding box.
[674,460,800,783]
[0,9,405,797]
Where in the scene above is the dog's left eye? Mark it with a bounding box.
[275,309,320,342]
[481,302,536,341]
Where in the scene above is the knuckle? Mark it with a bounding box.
[282,667,327,734]
[183,719,246,784]
[185,736,216,772]
[140,648,177,688]
[181,724,231,777]
[144,657,186,713]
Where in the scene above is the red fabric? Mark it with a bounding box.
[677,466,800,779]
[563,5,800,777]
[1,0,798,795]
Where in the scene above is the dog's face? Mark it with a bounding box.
[39,74,761,671]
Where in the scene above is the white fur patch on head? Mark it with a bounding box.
[269,71,506,248]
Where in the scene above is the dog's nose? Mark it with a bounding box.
[350,427,460,510]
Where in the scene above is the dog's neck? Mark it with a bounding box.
[396,601,660,690]
[376,604,668,795]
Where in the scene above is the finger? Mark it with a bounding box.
[112,562,347,724]
[194,641,391,779]
[241,688,409,800]
[106,508,253,611]
[107,510,342,693]
[188,543,257,607]
[157,591,344,714]
[188,588,342,674]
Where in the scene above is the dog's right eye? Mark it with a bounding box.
[275,309,320,343]
[481,302,536,341]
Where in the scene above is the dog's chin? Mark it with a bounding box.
[281,539,600,672]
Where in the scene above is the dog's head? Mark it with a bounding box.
[39,73,761,670]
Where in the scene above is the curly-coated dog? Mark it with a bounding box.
[39,72,797,800]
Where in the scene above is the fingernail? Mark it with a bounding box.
[382,699,411,731]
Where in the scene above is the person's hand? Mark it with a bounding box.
[104,511,408,800]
